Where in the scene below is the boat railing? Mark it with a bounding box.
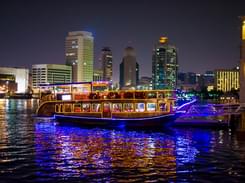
[40,90,177,101]
[51,99,174,114]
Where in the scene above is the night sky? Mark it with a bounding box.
[0,0,245,82]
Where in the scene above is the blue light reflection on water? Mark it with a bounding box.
[35,122,178,181]
[34,122,221,182]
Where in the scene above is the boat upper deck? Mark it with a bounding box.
[38,82,177,102]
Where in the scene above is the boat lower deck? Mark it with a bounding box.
[54,113,177,128]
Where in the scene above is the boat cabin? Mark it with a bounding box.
[37,82,176,118]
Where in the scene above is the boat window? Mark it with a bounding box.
[123,92,134,99]
[60,104,63,112]
[115,93,121,99]
[124,103,134,112]
[147,92,157,99]
[112,103,122,112]
[135,103,145,112]
[61,94,72,101]
[158,92,165,99]
[73,103,81,112]
[103,103,111,112]
[64,104,72,112]
[159,103,166,111]
[147,103,156,112]
[108,92,121,99]
[135,92,146,99]
[101,92,108,99]
[74,94,89,100]
[92,103,101,112]
[82,103,90,112]
[165,92,173,97]
[89,93,101,99]
[55,104,60,113]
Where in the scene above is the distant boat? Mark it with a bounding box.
[174,104,229,127]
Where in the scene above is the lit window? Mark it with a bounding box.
[72,45,78,49]
[64,104,72,112]
[82,103,90,112]
[112,103,122,112]
[124,103,134,112]
[135,103,145,112]
[92,103,101,112]
[147,103,156,112]
[159,103,166,111]
[74,104,81,112]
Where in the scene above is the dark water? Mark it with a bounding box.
[0,99,245,182]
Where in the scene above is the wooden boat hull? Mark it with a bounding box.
[54,113,178,128]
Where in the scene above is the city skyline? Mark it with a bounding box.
[0,0,245,82]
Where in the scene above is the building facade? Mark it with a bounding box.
[93,69,103,81]
[32,64,72,88]
[152,37,178,90]
[119,47,139,89]
[0,67,29,93]
[240,17,245,103]
[0,74,17,94]
[177,72,198,91]
[101,47,113,82]
[215,68,239,92]
[137,76,152,90]
[65,31,94,82]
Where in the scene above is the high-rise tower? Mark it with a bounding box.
[101,47,113,82]
[119,47,139,89]
[152,37,178,90]
[65,31,94,82]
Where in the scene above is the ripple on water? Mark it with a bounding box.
[1,99,245,182]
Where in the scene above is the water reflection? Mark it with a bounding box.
[0,100,8,156]
[0,99,38,179]
[35,122,217,181]
[1,99,245,182]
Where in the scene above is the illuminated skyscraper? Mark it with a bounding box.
[240,16,245,103]
[119,47,139,89]
[152,37,178,89]
[101,47,112,82]
[65,31,94,82]
[215,68,239,92]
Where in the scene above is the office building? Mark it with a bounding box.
[137,76,152,90]
[119,47,139,89]
[177,72,198,91]
[203,71,215,85]
[177,72,186,85]
[101,47,113,82]
[178,72,197,85]
[0,74,17,94]
[203,71,215,91]
[93,69,103,81]
[32,64,72,88]
[65,31,94,82]
[152,37,178,90]
[0,67,29,93]
[215,68,239,92]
